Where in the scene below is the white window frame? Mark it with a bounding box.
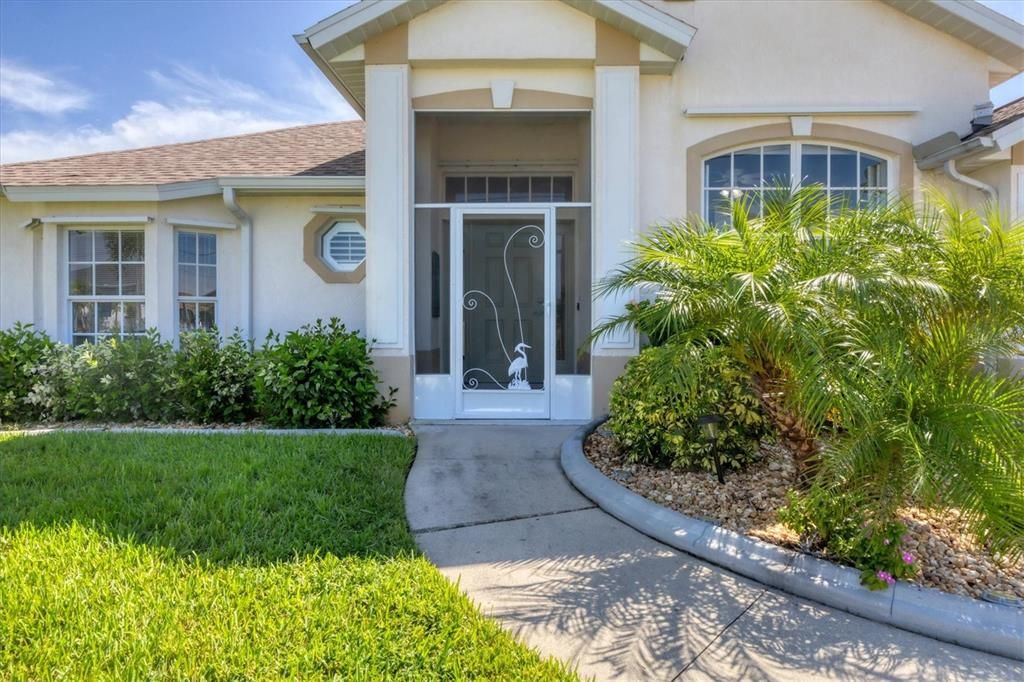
[441,173,577,204]
[321,221,367,273]
[701,141,895,222]
[175,229,219,333]
[66,228,147,345]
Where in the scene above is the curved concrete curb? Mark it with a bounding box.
[561,419,1024,662]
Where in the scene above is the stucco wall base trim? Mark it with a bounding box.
[591,354,631,416]
[373,353,413,424]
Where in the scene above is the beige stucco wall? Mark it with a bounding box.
[396,0,1019,416]
[242,195,365,341]
[408,0,595,62]
[0,193,366,344]
[399,0,1006,227]
[635,0,1002,227]
[0,197,38,328]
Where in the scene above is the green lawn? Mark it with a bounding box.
[0,432,576,679]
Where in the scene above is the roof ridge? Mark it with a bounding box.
[0,119,364,170]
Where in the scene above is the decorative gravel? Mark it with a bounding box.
[585,428,1024,602]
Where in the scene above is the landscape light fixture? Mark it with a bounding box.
[698,413,726,484]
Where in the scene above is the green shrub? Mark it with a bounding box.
[28,332,178,422]
[607,343,768,471]
[594,190,1024,560]
[779,487,918,590]
[255,318,395,428]
[0,323,53,423]
[173,330,256,424]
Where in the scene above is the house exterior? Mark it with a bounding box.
[1,0,1022,423]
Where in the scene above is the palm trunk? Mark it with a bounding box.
[753,370,819,485]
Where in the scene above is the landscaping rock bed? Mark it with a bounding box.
[585,428,1024,603]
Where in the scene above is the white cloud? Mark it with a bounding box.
[0,59,91,115]
[0,63,358,164]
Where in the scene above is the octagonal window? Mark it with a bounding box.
[321,221,366,272]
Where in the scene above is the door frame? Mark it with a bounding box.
[451,205,556,419]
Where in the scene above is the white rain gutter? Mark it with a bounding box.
[222,187,253,339]
[943,158,997,203]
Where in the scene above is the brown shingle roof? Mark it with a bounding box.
[994,96,1024,124]
[963,96,1024,140]
[0,120,365,187]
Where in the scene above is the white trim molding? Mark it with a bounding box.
[311,205,366,215]
[1,180,220,203]
[166,217,238,230]
[39,215,153,225]
[684,105,921,118]
[1,177,365,203]
[217,176,366,193]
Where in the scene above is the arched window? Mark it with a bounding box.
[703,143,890,224]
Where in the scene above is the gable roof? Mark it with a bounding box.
[295,0,698,117]
[0,121,365,188]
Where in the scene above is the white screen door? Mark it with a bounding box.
[453,207,554,418]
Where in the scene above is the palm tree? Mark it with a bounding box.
[592,187,938,476]
[592,188,1024,556]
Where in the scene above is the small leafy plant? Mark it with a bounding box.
[173,329,256,424]
[28,332,178,422]
[0,323,53,423]
[608,343,768,472]
[779,488,918,590]
[255,318,395,428]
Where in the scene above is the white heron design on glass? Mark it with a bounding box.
[462,223,544,391]
[507,342,531,390]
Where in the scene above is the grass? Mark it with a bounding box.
[0,432,576,679]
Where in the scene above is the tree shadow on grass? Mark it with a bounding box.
[0,431,418,565]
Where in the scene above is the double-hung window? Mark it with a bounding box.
[703,143,890,224]
[177,231,217,331]
[68,229,146,345]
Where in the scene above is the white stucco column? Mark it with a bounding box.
[38,223,61,339]
[592,65,640,412]
[365,63,414,420]
[152,217,176,341]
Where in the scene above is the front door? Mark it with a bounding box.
[453,207,554,418]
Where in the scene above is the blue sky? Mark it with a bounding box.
[0,0,1021,164]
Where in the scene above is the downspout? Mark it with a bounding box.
[222,187,253,341]
[943,158,997,203]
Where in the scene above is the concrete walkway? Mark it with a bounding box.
[406,424,1022,681]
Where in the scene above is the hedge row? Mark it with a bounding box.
[0,319,394,428]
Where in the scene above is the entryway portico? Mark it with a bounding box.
[296,0,697,420]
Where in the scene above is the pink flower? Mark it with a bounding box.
[883,539,891,545]
[877,570,896,586]
[902,551,914,565]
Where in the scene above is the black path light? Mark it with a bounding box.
[698,413,726,484]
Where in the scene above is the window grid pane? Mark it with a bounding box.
[704,144,889,223]
[441,175,577,203]
[67,230,146,342]
[176,231,217,332]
